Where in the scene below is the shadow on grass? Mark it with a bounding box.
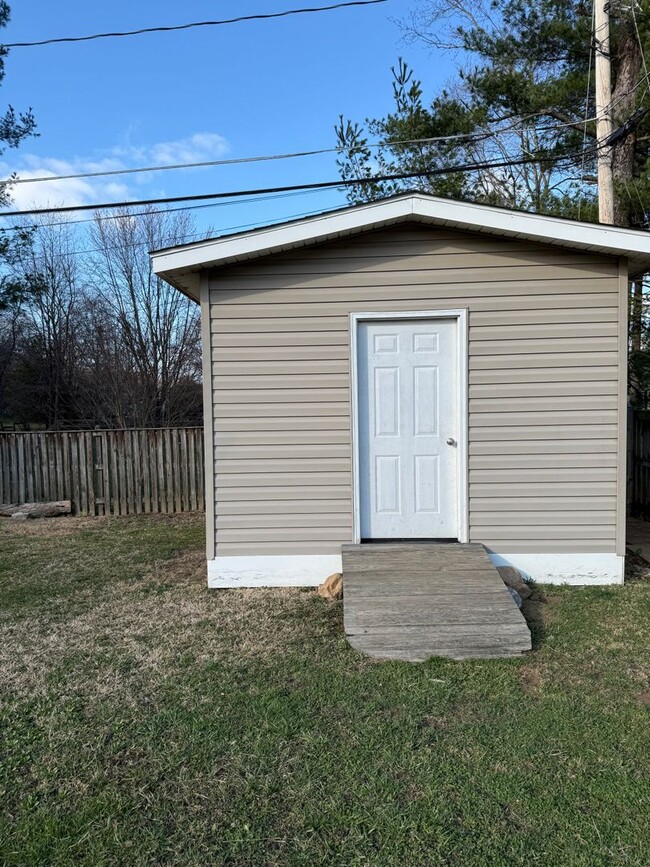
[520,583,547,651]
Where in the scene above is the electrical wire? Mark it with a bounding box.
[0,145,602,219]
[20,204,342,261]
[3,1,387,48]
[3,112,620,187]
[0,188,333,233]
[631,3,650,102]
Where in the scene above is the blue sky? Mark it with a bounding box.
[0,0,454,237]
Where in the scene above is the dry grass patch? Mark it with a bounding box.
[0,543,339,705]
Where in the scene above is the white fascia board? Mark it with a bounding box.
[151,193,650,291]
[409,194,650,261]
[151,197,414,275]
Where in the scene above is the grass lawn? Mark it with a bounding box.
[1,514,649,866]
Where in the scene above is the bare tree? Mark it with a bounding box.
[9,219,84,427]
[86,208,201,427]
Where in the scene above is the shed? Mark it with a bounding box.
[151,192,650,587]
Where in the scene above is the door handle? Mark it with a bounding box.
[446,437,456,446]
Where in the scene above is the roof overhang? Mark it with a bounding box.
[151,193,650,300]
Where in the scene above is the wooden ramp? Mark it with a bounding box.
[342,543,531,661]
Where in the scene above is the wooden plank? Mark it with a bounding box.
[187,428,197,510]
[107,432,119,516]
[70,433,81,515]
[60,432,70,505]
[0,436,6,503]
[345,600,524,630]
[77,432,88,515]
[99,431,110,516]
[179,427,189,511]
[196,428,205,510]
[141,430,152,513]
[343,573,510,597]
[85,431,95,516]
[36,434,47,501]
[164,428,174,513]
[347,626,531,661]
[157,430,167,514]
[132,429,143,515]
[342,543,530,660]
[124,430,135,515]
[148,430,159,513]
[16,435,26,503]
[117,430,128,516]
[56,433,66,500]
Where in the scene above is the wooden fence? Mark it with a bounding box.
[0,428,205,516]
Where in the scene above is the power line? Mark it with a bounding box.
[0,188,331,232]
[4,1,387,48]
[0,146,601,219]
[22,205,341,261]
[3,113,616,187]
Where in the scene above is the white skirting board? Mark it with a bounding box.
[207,554,343,588]
[487,552,625,586]
[207,550,625,587]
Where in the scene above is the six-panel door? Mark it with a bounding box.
[357,319,458,539]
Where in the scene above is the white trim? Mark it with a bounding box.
[207,554,342,587]
[199,276,216,561]
[488,551,624,586]
[151,193,650,297]
[349,309,469,544]
[207,550,624,588]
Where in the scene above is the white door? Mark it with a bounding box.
[357,319,459,539]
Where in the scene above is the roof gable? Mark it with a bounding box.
[151,193,650,299]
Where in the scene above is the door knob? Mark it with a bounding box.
[446,437,456,446]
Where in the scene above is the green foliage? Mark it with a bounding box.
[335,0,650,223]
[0,2,38,311]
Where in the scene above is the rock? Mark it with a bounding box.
[317,572,343,601]
[496,565,532,599]
[0,500,71,519]
[10,512,28,521]
[506,586,523,608]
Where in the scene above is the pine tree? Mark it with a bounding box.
[336,0,650,228]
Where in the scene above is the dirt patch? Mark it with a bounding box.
[518,665,543,696]
[637,691,650,706]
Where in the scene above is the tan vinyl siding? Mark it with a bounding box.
[208,224,623,557]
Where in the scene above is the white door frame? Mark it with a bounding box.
[349,309,469,544]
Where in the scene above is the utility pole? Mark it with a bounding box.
[594,0,615,224]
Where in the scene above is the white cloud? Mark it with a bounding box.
[2,131,230,211]
[5,167,131,211]
[112,132,229,167]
